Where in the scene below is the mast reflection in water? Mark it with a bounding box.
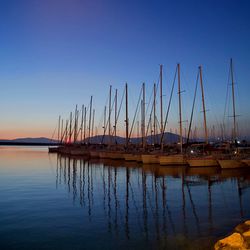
[55,154,250,249]
[0,147,250,249]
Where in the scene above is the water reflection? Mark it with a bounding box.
[55,155,250,248]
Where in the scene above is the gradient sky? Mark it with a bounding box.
[1,0,250,139]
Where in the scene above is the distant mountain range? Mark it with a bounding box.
[1,133,247,145]
[0,137,58,144]
[0,133,180,145]
[88,132,180,144]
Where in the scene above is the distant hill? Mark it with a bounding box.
[12,137,58,143]
[5,132,240,145]
[0,137,58,145]
[1,133,248,145]
[85,132,180,144]
[0,133,179,145]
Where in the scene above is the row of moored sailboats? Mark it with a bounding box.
[49,59,250,169]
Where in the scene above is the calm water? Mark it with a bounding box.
[0,147,250,249]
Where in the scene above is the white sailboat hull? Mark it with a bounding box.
[141,154,159,164]
[187,157,218,167]
[159,154,186,165]
[218,159,246,169]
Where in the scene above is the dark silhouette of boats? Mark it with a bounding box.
[49,60,250,170]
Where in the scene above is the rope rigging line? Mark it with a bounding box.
[160,65,178,145]
[145,78,160,139]
[97,92,110,135]
[128,85,143,140]
[186,68,199,145]
[101,91,116,144]
[100,85,126,143]
[223,65,231,138]
[110,86,126,141]
[61,120,69,143]
[145,72,160,119]
[50,123,58,142]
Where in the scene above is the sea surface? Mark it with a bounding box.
[0,146,250,249]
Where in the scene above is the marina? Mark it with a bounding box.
[49,60,250,170]
[1,1,250,249]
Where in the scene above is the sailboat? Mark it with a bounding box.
[186,66,218,167]
[124,81,148,163]
[141,80,161,164]
[217,59,247,169]
[159,63,187,165]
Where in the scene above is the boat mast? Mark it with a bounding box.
[114,89,118,143]
[150,116,153,145]
[80,105,84,143]
[142,82,146,150]
[160,64,164,151]
[108,85,112,147]
[153,83,156,145]
[137,121,139,140]
[177,64,183,153]
[230,58,237,142]
[125,83,129,149]
[60,119,64,144]
[199,66,208,144]
[103,105,106,139]
[84,107,86,143]
[88,96,93,144]
[58,115,61,144]
[160,65,163,135]
[91,109,95,141]
[69,112,72,144]
[65,120,68,144]
[74,105,78,143]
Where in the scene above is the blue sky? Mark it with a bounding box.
[0,0,250,139]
